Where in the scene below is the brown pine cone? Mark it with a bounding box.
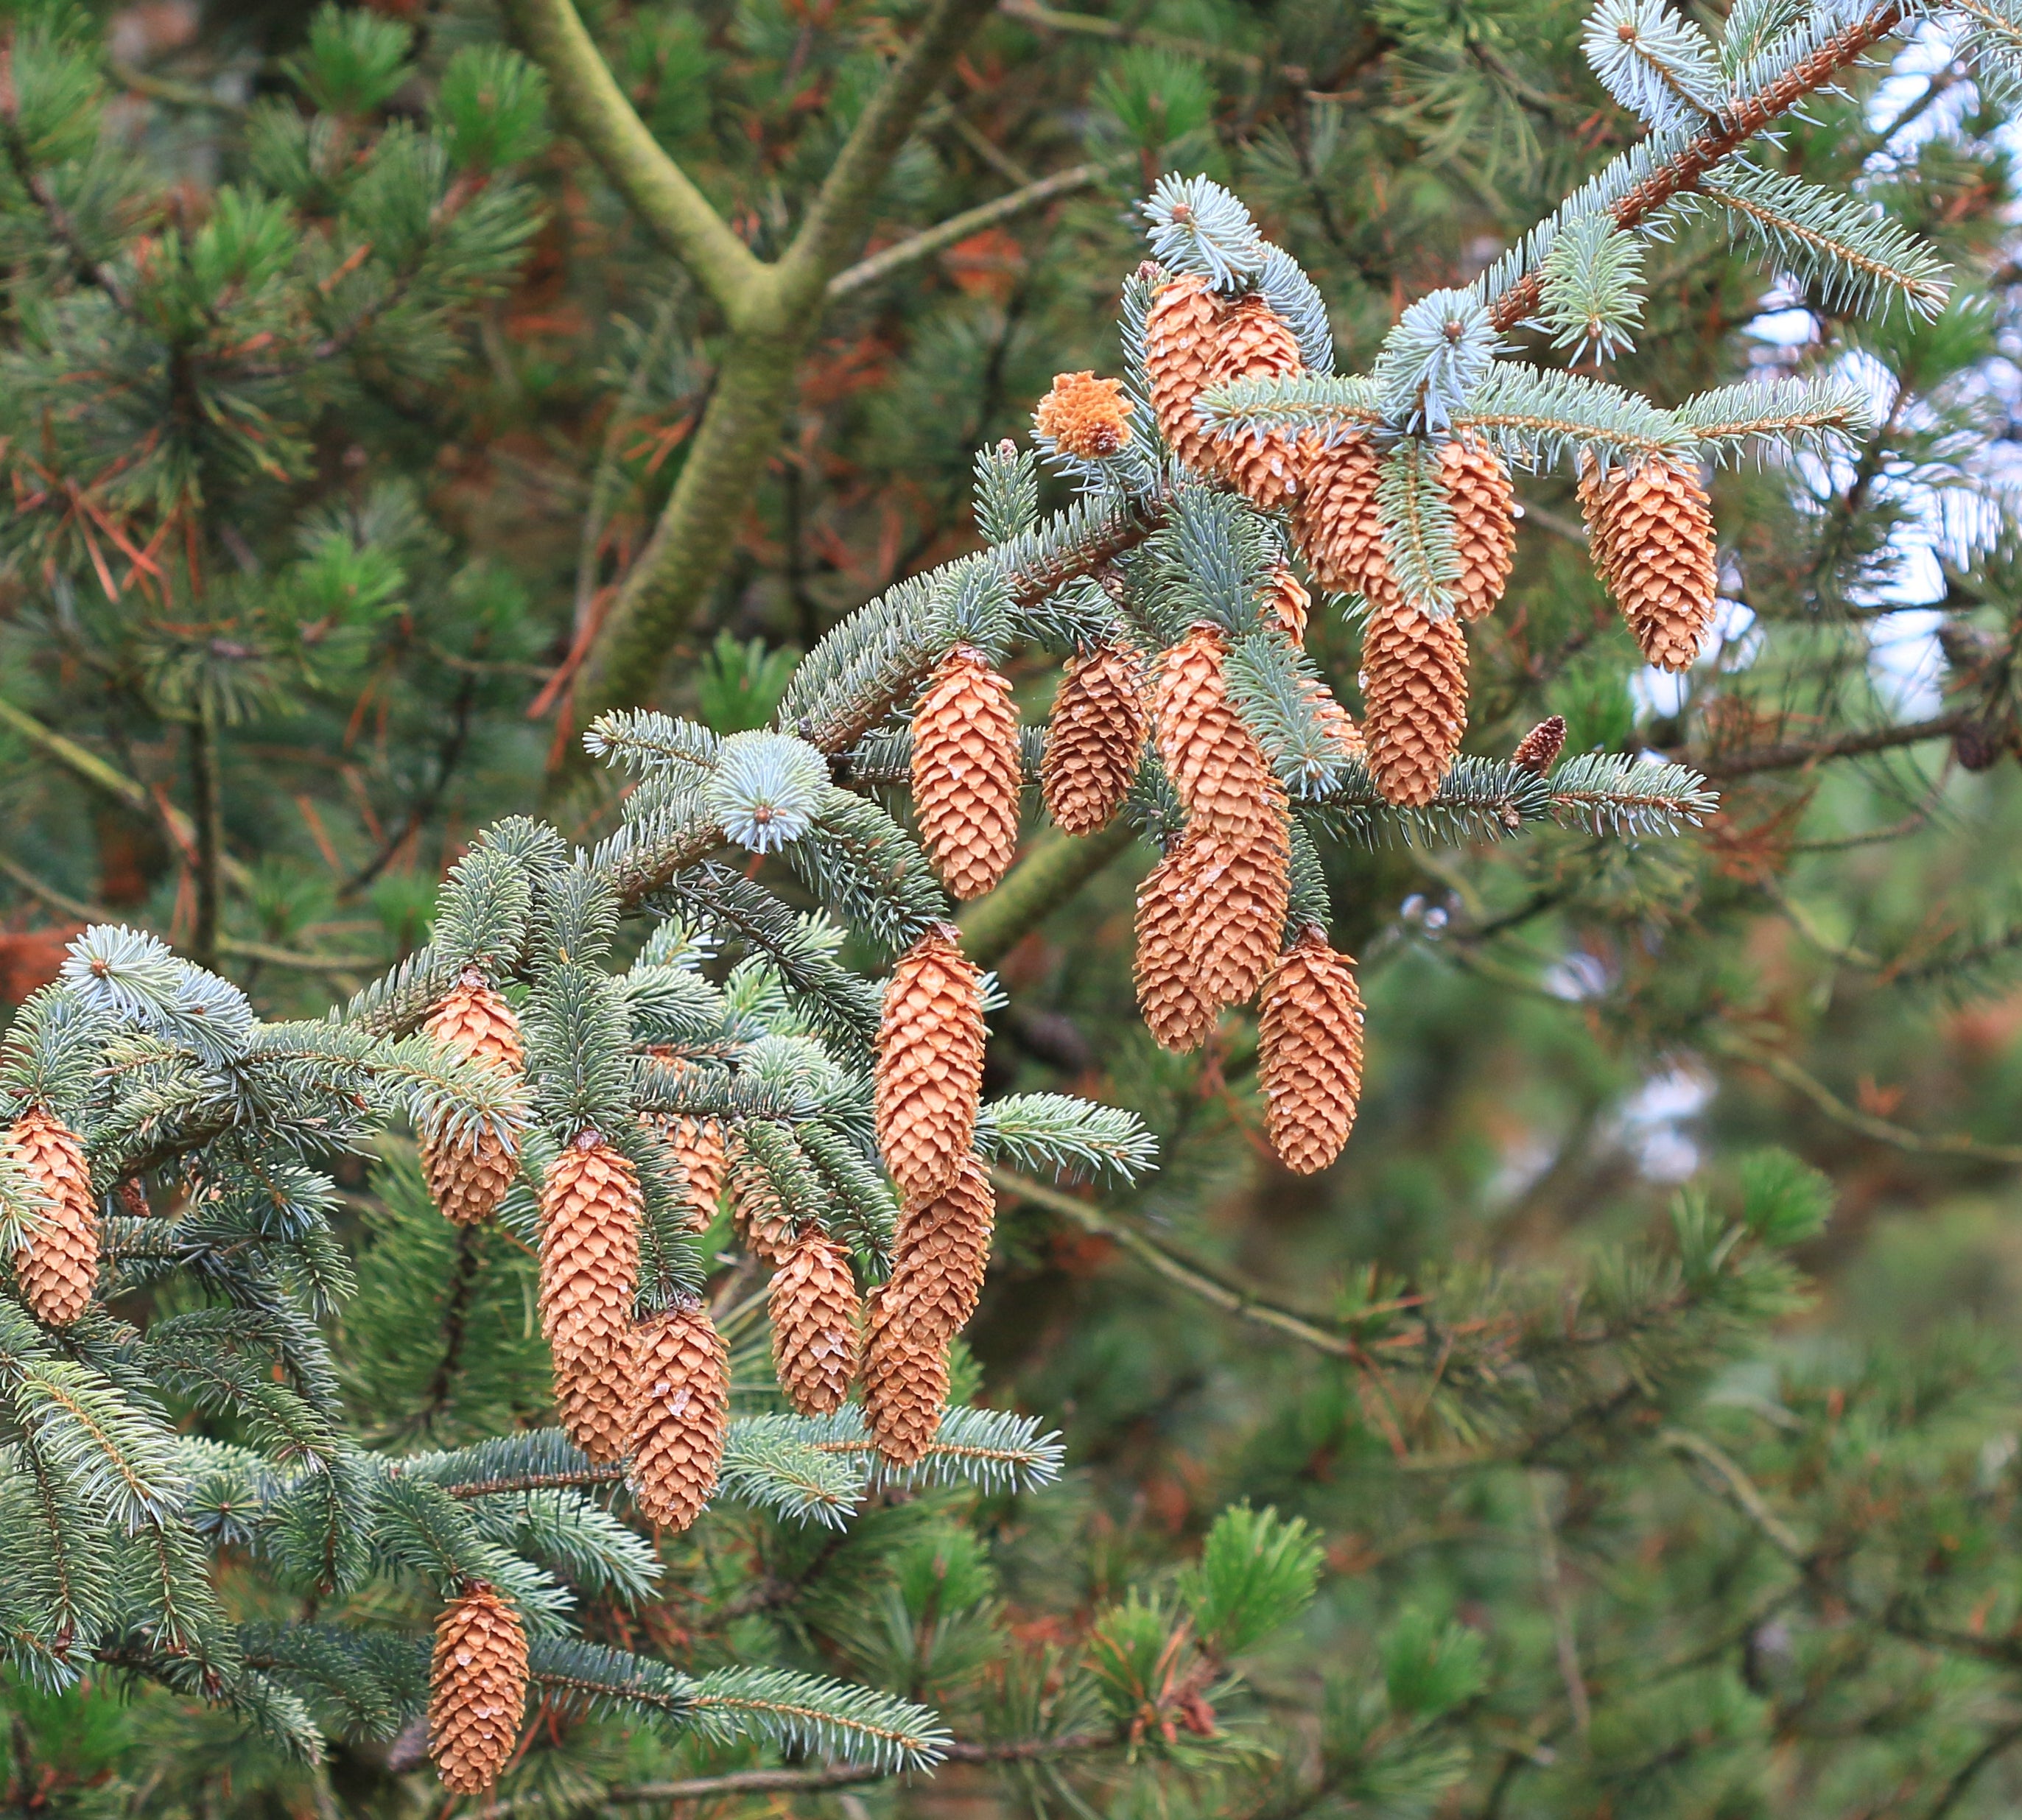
[9,1107,97,1327]
[670,1115,726,1231]
[1579,457,1718,672]
[886,1155,995,1347]
[1266,562,1310,646]
[420,970,524,1228]
[1360,603,1469,808]
[1042,643,1148,835]
[1187,818,1291,1011]
[769,1234,862,1416]
[428,1585,529,1796]
[863,1282,951,1469]
[1144,274,1226,473]
[1134,836,1215,1053]
[912,644,1022,900]
[1305,678,1365,760]
[1441,440,1517,622]
[1258,928,1366,1176]
[1292,435,1388,597]
[1034,370,1133,458]
[874,927,986,1201]
[1201,296,1303,510]
[536,1131,640,1464]
[1154,624,1285,841]
[628,1301,729,1533]
[727,1134,799,1266]
[1513,715,1568,774]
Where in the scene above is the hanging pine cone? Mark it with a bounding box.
[1201,296,1303,510]
[1441,440,1517,622]
[912,644,1022,900]
[1360,603,1469,808]
[670,1115,726,1231]
[769,1234,861,1416]
[419,969,524,1228]
[1034,370,1133,459]
[1042,642,1148,835]
[1257,928,1366,1176]
[1188,819,1291,1011]
[1266,562,1310,646]
[1154,623,1284,841]
[1134,835,1215,1053]
[536,1131,640,1465]
[726,1134,799,1266]
[887,1156,995,1346]
[1144,273,1226,474]
[1579,456,1718,672]
[428,1584,529,1796]
[8,1106,96,1327]
[1305,678,1365,759]
[628,1300,729,1532]
[874,926,986,1201]
[863,1283,951,1469]
[1292,435,1387,597]
[1513,715,1568,774]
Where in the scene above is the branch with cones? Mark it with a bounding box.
[0,0,1982,1776]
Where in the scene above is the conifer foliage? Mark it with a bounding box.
[1,0,2018,1808]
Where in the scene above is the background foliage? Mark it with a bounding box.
[5,0,2022,1813]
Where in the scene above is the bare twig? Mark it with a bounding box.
[0,852,382,975]
[1660,1427,1809,1564]
[828,159,1114,301]
[1529,1473,1591,1738]
[1693,709,1969,779]
[990,1168,1363,1358]
[1715,1036,2022,1168]
[998,0,1307,82]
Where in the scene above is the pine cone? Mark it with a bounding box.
[727,1134,799,1266]
[428,1585,528,1796]
[1134,836,1215,1053]
[1305,678,1365,759]
[1579,457,1717,672]
[1035,370,1133,458]
[9,1107,97,1327]
[874,927,986,1201]
[1187,819,1291,1011]
[1144,274,1226,474]
[670,1115,726,1232]
[536,1131,640,1465]
[1257,928,1366,1175]
[1154,624,1285,840]
[912,644,1022,900]
[1513,714,1568,774]
[1201,296,1303,510]
[628,1301,729,1533]
[419,970,524,1228]
[1441,440,1517,622]
[1042,643,1148,835]
[1360,603,1468,808]
[1266,562,1310,647]
[863,1283,951,1469]
[887,1155,995,1347]
[769,1234,861,1416]
[1292,435,1387,597]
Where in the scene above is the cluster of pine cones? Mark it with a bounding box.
[1140,269,1719,809]
[408,936,1009,1788]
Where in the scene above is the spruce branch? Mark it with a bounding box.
[1479,0,1914,331]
